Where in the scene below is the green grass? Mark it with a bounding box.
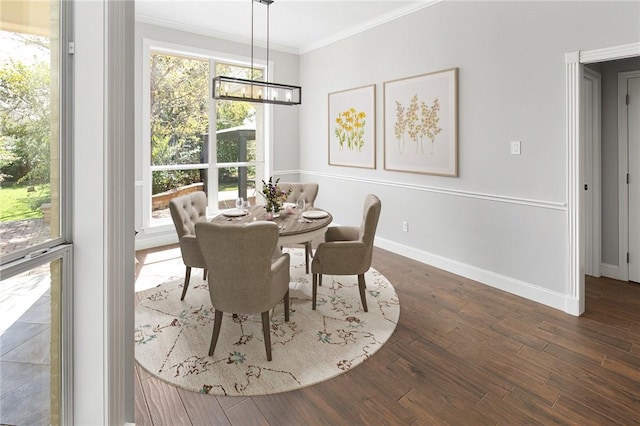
[0,182,50,222]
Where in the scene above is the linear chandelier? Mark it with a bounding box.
[212,0,301,106]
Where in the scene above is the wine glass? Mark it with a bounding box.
[235,197,244,211]
[242,199,250,213]
[296,198,306,222]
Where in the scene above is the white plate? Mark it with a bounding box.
[221,208,247,217]
[302,210,328,219]
[283,202,296,209]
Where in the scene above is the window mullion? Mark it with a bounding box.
[150,164,208,172]
[209,58,218,211]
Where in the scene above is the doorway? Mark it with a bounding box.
[582,67,601,278]
[566,42,640,316]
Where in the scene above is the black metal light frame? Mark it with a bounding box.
[213,75,301,105]
[212,0,301,106]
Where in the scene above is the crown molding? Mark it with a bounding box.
[137,1,441,55]
[299,0,442,54]
[136,14,299,54]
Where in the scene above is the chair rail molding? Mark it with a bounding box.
[300,170,567,211]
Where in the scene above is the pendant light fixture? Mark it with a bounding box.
[212,0,301,106]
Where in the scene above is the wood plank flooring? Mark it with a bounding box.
[135,246,640,425]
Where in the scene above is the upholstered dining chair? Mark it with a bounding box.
[168,191,208,301]
[279,182,319,273]
[311,194,381,312]
[195,221,290,361]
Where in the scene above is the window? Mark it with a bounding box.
[214,62,265,210]
[144,44,268,229]
[149,51,208,224]
[0,1,73,424]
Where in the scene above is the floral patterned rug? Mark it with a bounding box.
[134,248,400,396]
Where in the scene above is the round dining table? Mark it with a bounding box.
[211,204,333,245]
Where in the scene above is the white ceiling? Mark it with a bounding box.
[136,0,438,54]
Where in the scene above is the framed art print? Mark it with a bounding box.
[328,84,376,169]
[384,68,458,176]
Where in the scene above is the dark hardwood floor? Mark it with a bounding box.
[135,246,640,425]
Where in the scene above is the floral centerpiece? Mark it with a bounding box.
[260,177,291,214]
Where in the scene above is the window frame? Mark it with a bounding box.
[0,0,75,423]
[0,7,73,266]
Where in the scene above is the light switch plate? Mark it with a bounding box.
[510,140,521,155]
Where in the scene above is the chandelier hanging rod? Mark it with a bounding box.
[213,0,301,106]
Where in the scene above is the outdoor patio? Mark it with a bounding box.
[0,219,52,258]
[0,191,256,258]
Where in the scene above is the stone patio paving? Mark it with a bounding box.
[0,219,52,258]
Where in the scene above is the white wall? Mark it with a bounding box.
[75,1,135,423]
[134,21,300,248]
[298,1,640,312]
[74,1,106,423]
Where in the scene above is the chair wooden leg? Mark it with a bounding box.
[284,290,290,322]
[261,311,272,361]
[305,242,311,274]
[357,274,368,312]
[312,274,318,310]
[180,266,192,301]
[209,310,224,356]
[203,269,208,280]
[318,274,323,287]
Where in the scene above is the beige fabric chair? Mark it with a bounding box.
[168,191,208,301]
[279,182,319,207]
[279,182,319,273]
[311,194,381,312]
[195,221,290,361]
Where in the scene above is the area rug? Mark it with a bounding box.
[134,248,400,396]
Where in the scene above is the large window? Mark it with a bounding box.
[145,46,267,228]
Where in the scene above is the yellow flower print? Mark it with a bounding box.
[334,107,367,151]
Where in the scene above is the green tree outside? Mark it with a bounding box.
[0,33,52,220]
[150,54,258,194]
[0,54,50,184]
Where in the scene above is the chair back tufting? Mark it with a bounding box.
[279,182,319,206]
[169,191,208,238]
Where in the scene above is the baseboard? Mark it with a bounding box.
[600,263,619,280]
[135,231,177,251]
[375,237,575,315]
[134,224,576,315]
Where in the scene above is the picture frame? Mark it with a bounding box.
[328,84,376,169]
[383,68,458,176]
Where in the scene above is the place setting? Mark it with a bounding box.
[220,197,252,220]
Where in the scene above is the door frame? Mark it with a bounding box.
[566,42,640,316]
[583,67,602,278]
